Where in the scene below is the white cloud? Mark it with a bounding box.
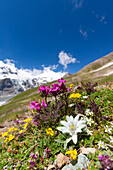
[58,51,76,69]
[72,0,84,8]
[79,27,87,40]
[0,59,66,82]
[51,64,59,70]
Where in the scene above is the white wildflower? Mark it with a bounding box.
[57,114,86,145]
[109,136,113,143]
[105,125,112,134]
[98,141,106,149]
[86,128,93,135]
[69,103,74,107]
[87,118,94,126]
[83,96,88,99]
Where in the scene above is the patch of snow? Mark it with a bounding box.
[90,62,113,73]
[103,71,113,76]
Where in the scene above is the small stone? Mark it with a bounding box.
[80,147,96,154]
[54,153,70,168]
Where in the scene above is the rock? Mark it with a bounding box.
[54,153,70,168]
[80,147,96,154]
[62,153,89,170]
[63,73,72,78]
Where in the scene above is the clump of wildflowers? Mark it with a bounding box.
[98,155,113,170]
[28,153,37,169]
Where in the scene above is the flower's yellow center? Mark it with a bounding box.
[71,125,74,129]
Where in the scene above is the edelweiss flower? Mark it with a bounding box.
[57,114,86,144]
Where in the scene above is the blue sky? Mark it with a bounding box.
[0,0,113,74]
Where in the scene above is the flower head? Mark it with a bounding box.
[30,101,41,111]
[105,125,112,134]
[98,141,106,149]
[69,93,81,98]
[66,148,77,160]
[8,127,14,132]
[8,134,15,141]
[57,114,86,144]
[58,77,66,83]
[41,100,47,107]
[2,131,8,137]
[69,84,73,88]
[46,128,54,136]
[98,155,112,170]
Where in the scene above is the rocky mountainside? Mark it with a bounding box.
[67,52,113,83]
[0,61,66,97]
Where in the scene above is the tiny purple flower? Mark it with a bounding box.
[98,155,103,160]
[106,82,109,85]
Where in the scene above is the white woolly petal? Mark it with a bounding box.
[57,127,70,133]
[72,134,78,144]
[77,124,86,129]
[60,120,69,127]
[66,137,72,144]
[67,115,73,123]
[74,114,80,125]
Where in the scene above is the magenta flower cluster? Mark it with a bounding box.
[98,155,113,170]
[28,153,37,169]
[30,100,47,111]
[30,77,70,126]
[38,77,70,96]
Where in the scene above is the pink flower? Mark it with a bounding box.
[67,88,71,91]
[39,85,50,95]
[41,100,47,107]
[35,103,41,111]
[30,101,38,109]
[39,85,46,93]
[30,101,41,111]
[58,77,67,83]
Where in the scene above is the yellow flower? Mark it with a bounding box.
[4,137,9,142]
[2,131,8,137]
[66,148,77,160]
[69,93,81,98]
[8,134,15,141]
[14,128,18,131]
[19,130,23,134]
[46,128,54,136]
[23,123,28,129]
[69,84,73,88]
[8,127,14,132]
[24,118,32,122]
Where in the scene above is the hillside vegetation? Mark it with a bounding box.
[0,78,113,169]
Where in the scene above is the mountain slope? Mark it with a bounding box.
[66,52,113,83]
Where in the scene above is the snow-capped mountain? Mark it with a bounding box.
[0,59,66,97]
